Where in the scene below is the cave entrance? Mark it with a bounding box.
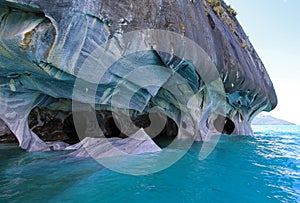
[141,114,178,148]
[63,110,178,148]
[29,107,179,147]
[213,115,235,135]
[63,110,124,143]
[29,107,80,144]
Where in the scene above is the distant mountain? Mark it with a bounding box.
[252,114,296,125]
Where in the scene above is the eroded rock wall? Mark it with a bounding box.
[0,0,277,151]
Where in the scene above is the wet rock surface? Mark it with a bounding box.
[0,0,277,151]
[0,119,16,142]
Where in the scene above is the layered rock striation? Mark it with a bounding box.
[0,0,277,151]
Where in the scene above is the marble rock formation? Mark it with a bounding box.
[0,0,277,151]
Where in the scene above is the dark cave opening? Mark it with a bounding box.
[63,110,125,142]
[136,113,178,148]
[62,110,178,148]
[28,107,237,148]
[213,115,235,135]
[28,108,78,144]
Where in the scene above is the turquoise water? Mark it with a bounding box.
[0,125,299,203]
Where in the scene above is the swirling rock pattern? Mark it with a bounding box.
[0,0,277,151]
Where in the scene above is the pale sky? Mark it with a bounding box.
[225,0,300,124]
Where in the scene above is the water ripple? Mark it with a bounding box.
[0,126,299,202]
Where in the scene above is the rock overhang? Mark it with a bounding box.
[0,0,277,151]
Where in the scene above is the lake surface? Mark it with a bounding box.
[0,125,299,202]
